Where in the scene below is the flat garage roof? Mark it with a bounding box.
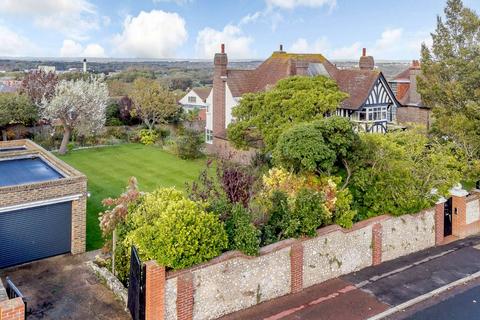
[0,157,64,187]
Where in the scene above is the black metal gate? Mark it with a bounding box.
[127,246,146,320]
[5,277,27,320]
[444,197,453,237]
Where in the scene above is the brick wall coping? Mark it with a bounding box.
[165,207,434,280]
[0,139,86,194]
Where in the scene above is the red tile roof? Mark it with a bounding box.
[225,51,382,110]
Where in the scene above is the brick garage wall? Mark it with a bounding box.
[0,298,24,320]
[0,139,88,255]
[147,201,470,320]
[380,209,435,262]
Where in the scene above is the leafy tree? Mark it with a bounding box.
[21,69,58,106]
[169,77,193,91]
[227,76,348,152]
[127,188,228,270]
[42,77,109,154]
[274,116,358,180]
[350,130,465,219]
[130,78,179,131]
[0,93,37,140]
[418,0,480,165]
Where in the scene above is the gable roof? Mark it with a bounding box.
[224,51,386,110]
[192,87,212,101]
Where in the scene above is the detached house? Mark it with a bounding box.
[206,45,401,160]
[178,87,212,121]
[389,60,432,128]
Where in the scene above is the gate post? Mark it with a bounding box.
[0,297,25,320]
[145,261,166,320]
[435,197,447,245]
[451,185,469,238]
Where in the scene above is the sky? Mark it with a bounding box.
[0,0,479,60]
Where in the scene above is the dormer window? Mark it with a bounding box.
[188,96,196,103]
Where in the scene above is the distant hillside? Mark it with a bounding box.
[0,58,410,81]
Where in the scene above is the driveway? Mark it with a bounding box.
[0,252,131,320]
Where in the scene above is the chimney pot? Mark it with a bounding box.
[221,43,225,54]
[362,48,366,57]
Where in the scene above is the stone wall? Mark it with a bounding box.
[380,209,436,262]
[143,190,480,320]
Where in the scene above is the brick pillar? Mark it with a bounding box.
[435,200,446,245]
[0,298,25,320]
[145,261,166,320]
[451,185,468,238]
[71,195,87,254]
[177,273,194,320]
[290,241,304,294]
[372,223,382,266]
[212,44,228,140]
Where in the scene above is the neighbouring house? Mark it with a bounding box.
[0,139,87,269]
[206,45,401,160]
[0,79,21,93]
[389,60,432,128]
[178,87,212,121]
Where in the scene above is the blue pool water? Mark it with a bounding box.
[0,157,64,187]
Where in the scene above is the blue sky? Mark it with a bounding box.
[0,0,479,60]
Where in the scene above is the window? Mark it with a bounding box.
[188,96,196,103]
[364,106,388,122]
[205,129,213,143]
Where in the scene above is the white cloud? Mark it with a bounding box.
[196,25,254,59]
[266,0,336,9]
[289,37,360,59]
[112,10,187,59]
[0,0,99,40]
[60,40,106,58]
[371,28,403,54]
[0,25,36,57]
[153,0,193,4]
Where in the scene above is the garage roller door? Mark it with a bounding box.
[0,202,72,268]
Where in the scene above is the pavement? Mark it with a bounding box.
[220,235,480,320]
[0,251,130,320]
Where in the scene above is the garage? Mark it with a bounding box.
[0,140,87,269]
[0,202,72,268]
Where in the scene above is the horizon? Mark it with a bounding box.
[1,0,479,60]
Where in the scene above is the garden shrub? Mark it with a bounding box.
[225,204,260,256]
[127,188,228,270]
[217,161,257,207]
[139,129,159,145]
[261,191,290,246]
[174,128,204,159]
[106,102,123,126]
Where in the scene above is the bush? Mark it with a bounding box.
[106,103,123,126]
[261,191,290,245]
[139,129,159,145]
[127,188,228,270]
[174,129,204,159]
[225,204,260,255]
[285,188,330,238]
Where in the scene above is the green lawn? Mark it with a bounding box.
[58,144,206,250]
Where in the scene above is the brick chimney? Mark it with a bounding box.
[409,60,422,104]
[212,44,228,138]
[359,48,375,70]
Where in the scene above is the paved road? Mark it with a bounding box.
[405,285,480,320]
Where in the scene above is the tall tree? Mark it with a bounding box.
[0,93,37,141]
[130,78,179,131]
[42,77,109,154]
[418,0,480,163]
[227,76,348,152]
[21,70,58,107]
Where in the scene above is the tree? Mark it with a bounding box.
[0,93,37,140]
[227,76,348,152]
[42,77,109,154]
[21,70,58,107]
[130,78,179,131]
[274,117,358,180]
[418,0,480,165]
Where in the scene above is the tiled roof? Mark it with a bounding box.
[225,51,381,110]
[192,87,212,101]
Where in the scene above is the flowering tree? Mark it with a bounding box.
[42,77,109,154]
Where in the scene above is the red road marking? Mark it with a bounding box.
[263,285,357,320]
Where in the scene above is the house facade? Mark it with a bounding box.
[205,45,401,159]
[389,60,432,128]
[178,87,212,121]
